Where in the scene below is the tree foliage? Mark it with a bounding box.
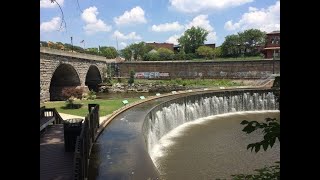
[196,46,214,59]
[229,162,280,180]
[143,51,160,61]
[157,48,174,60]
[220,29,266,57]
[217,117,280,180]
[241,118,280,152]
[128,70,135,85]
[178,26,209,54]
[214,46,222,58]
[100,46,118,59]
[120,47,133,61]
[120,42,153,61]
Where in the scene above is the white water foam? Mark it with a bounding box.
[150,110,280,167]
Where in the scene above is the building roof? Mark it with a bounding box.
[267,31,280,35]
[264,47,280,50]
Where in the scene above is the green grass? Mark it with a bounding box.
[192,56,263,61]
[135,79,243,87]
[41,98,140,117]
[41,79,243,117]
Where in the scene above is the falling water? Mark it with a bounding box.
[143,91,278,160]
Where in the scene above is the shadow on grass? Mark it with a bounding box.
[61,104,83,109]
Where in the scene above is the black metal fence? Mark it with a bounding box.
[73,104,100,180]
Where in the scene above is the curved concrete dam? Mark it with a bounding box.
[88,89,279,179]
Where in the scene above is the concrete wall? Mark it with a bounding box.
[117,60,280,79]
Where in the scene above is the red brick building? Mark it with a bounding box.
[263,31,280,59]
[146,42,174,51]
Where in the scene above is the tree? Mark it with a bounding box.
[220,29,266,57]
[120,47,133,61]
[128,70,135,85]
[143,51,160,61]
[196,46,214,59]
[217,118,280,180]
[157,48,174,60]
[178,26,209,54]
[238,29,266,56]
[220,34,241,57]
[241,118,280,152]
[100,46,118,59]
[213,46,222,58]
[120,42,153,61]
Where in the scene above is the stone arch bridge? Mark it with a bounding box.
[40,47,116,102]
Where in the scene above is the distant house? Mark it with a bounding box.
[173,43,216,53]
[263,31,280,59]
[146,42,174,51]
[204,43,216,49]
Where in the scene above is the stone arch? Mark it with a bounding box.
[85,65,102,91]
[49,63,81,101]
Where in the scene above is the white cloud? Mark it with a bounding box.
[81,6,112,34]
[165,15,218,45]
[114,6,147,25]
[166,34,180,45]
[120,42,127,48]
[169,0,253,13]
[185,14,214,32]
[224,1,280,32]
[206,32,217,43]
[40,0,64,8]
[113,30,142,40]
[248,7,258,12]
[40,17,61,32]
[152,22,184,32]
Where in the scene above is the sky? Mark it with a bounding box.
[40,0,280,49]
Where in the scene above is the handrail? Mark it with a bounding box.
[73,104,99,180]
[40,107,64,132]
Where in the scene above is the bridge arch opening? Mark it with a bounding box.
[49,64,81,101]
[85,65,102,92]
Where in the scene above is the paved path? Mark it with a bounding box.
[40,124,73,180]
[59,113,110,125]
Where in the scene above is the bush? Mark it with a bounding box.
[128,70,135,85]
[185,53,196,60]
[61,87,83,100]
[143,52,160,61]
[157,48,174,60]
[173,53,185,60]
[86,90,96,100]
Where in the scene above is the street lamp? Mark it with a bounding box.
[272,50,275,74]
[237,43,241,59]
[71,36,73,52]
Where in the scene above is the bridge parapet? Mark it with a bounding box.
[40,47,116,63]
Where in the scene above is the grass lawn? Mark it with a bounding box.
[41,79,243,117]
[135,79,243,87]
[192,56,263,61]
[41,98,140,117]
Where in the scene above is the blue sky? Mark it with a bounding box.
[40,0,280,49]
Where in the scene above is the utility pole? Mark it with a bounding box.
[116,36,119,59]
[71,36,73,52]
[273,50,275,74]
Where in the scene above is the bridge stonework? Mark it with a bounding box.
[40,48,113,102]
[40,48,280,102]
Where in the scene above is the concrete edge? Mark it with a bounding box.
[94,85,268,140]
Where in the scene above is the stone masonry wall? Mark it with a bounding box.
[40,51,108,101]
[118,60,280,79]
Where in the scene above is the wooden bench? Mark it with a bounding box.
[40,106,63,132]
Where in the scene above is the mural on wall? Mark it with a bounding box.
[135,72,170,79]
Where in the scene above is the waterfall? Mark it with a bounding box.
[143,91,279,156]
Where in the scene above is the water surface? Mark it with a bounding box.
[153,111,280,180]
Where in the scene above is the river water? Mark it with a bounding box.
[152,111,280,180]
